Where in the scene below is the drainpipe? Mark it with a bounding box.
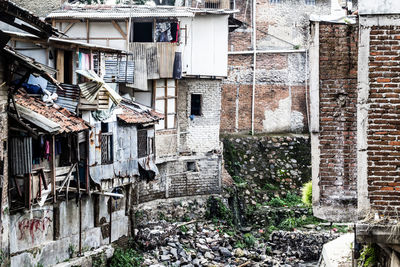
[251,0,256,135]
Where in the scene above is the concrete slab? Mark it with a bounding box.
[320,233,353,267]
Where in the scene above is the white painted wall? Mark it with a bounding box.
[182,15,228,77]
[359,0,400,15]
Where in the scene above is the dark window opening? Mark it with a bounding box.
[191,94,202,116]
[63,51,73,84]
[132,22,153,42]
[138,164,155,182]
[205,1,220,8]
[138,129,148,158]
[101,123,113,164]
[187,161,198,172]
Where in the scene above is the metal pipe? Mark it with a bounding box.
[109,197,112,244]
[228,49,306,55]
[92,191,124,198]
[251,0,256,135]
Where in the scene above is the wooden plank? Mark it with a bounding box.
[51,135,56,203]
[63,22,75,34]
[86,19,90,43]
[58,163,76,193]
[111,20,127,39]
[56,166,73,177]
[56,50,64,83]
[15,104,61,133]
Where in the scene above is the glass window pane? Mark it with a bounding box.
[167,79,175,87]
[167,114,175,129]
[167,86,176,97]
[155,100,165,113]
[156,87,165,98]
[167,98,176,113]
[156,79,165,87]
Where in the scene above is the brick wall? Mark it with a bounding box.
[318,23,358,209]
[221,53,308,133]
[367,25,400,216]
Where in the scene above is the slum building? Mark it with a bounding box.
[47,4,234,204]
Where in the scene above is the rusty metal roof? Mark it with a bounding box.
[47,5,195,19]
[14,91,89,134]
[117,99,163,125]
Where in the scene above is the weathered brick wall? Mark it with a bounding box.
[318,23,358,210]
[221,53,308,134]
[178,79,222,154]
[367,25,400,216]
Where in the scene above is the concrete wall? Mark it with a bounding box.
[311,22,358,222]
[359,0,400,15]
[9,195,129,266]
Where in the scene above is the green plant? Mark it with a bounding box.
[243,233,256,248]
[234,241,245,249]
[36,264,44,267]
[92,252,107,267]
[68,244,76,257]
[179,225,188,233]
[358,245,377,267]
[267,197,286,207]
[278,217,300,230]
[293,45,300,50]
[109,248,143,267]
[302,181,312,207]
[205,197,233,226]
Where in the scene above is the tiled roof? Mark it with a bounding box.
[14,91,89,134]
[117,99,163,125]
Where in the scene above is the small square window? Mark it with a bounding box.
[190,94,202,116]
[187,161,198,172]
[269,0,280,3]
[305,0,315,5]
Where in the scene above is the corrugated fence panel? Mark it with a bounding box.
[146,44,160,80]
[46,83,80,113]
[10,137,32,176]
[158,42,176,78]
[130,43,148,90]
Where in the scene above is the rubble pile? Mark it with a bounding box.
[135,221,339,267]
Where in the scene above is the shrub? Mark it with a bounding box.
[109,248,143,267]
[243,233,256,248]
[302,181,312,207]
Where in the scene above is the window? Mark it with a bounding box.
[101,123,113,164]
[190,94,202,116]
[154,79,177,130]
[131,22,153,42]
[138,129,154,158]
[269,0,280,3]
[305,0,315,5]
[187,161,198,172]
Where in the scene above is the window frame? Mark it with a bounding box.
[100,124,113,165]
[153,79,177,130]
[305,0,316,5]
[269,0,280,3]
[190,94,202,116]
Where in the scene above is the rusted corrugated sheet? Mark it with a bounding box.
[10,137,32,176]
[146,44,159,80]
[117,102,163,124]
[158,42,176,78]
[130,43,148,90]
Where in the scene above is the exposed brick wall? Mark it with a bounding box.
[367,25,400,216]
[221,53,308,133]
[318,23,358,208]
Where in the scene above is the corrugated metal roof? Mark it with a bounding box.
[47,5,195,19]
[4,31,129,54]
[14,91,89,134]
[46,83,80,113]
[117,99,163,125]
[77,69,122,105]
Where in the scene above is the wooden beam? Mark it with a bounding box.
[51,135,56,203]
[111,20,127,39]
[56,49,64,83]
[63,22,75,35]
[86,19,90,43]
